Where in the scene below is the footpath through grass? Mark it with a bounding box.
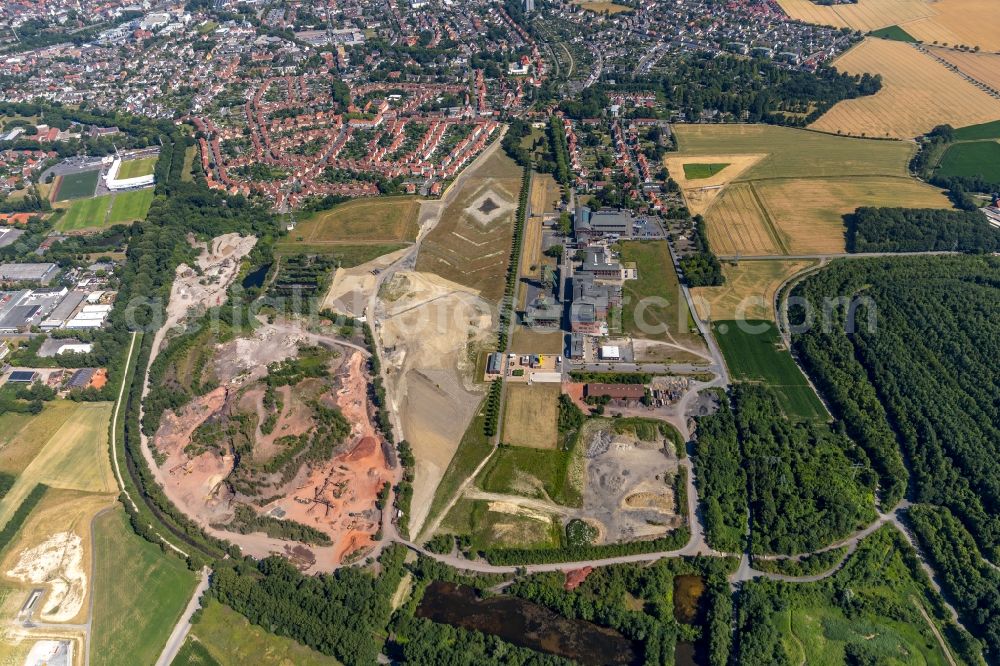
[713,319,826,421]
[90,507,197,666]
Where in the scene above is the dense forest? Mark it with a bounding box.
[847,207,1000,253]
[695,385,875,555]
[678,214,725,286]
[790,256,1000,656]
[569,53,880,126]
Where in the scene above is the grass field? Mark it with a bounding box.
[937,140,1000,184]
[288,197,421,244]
[416,149,523,302]
[108,188,154,224]
[692,259,817,322]
[0,402,115,529]
[528,172,561,216]
[56,195,111,230]
[619,240,704,349]
[953,119,1000,142]
[713,320,826,421]
[441,498,562,550]
[91,507,197,666]
[501,384,561,449]
[272,242,408,267]
[181,146,197,182]
[117,156,157,180]
[53,170,99,201]
[478,442,583,507]
[683,163,730,180]
[510,325,565,355]
[671,125,952,257]
[757,527,962,665]
[810,38,1000,139]
[418,402,494,541]
[521,215,543,279]
[869,25,916,41]
[186,598,341,666]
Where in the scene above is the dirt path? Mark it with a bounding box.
[912,595,957,666]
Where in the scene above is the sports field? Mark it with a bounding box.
[671,125,952,257]
[56,195,111,230]
[108,189,154,224]
[810,39,1000,139]
[53,169,99,201]
[937,140,1000,184]
[692,259,817,322]
[620,240,704,350]
[289,197,421,244]
[713,320,826,421]
[185,598,341,666]
[501,384,561,449]
[570,0,632,14]
[91,507,197,666]
[0,402,115,529]
[117,156,157,179]
[683,163,730,180]
[416,149,523,302]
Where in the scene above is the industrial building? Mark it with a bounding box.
[574,205,636,242]
[0,262,59,285]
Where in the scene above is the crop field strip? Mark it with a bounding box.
[809,38,1000,139]
[691,259,818,322]
[926,46,1000,92]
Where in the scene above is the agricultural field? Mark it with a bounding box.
[937,140,1000,184]
[682,163,730,180]
[743,527,966,666]
[775,0,934,33]
[116,156,157,179]
[619,241,704,352]
[927,47,1000,91]
[90,508,197,666]
[286,197,421,245]
[52,169,99,201]
[671,125,952,257]
[107,188,154,224]
[953,120,1000,141]
[415,149,523,303]
[440,498,562,551]
[713,319,826,421]
[182,598,341,666]
[810,39,1000,139]
[570,0,632,14]
[477,442,584,508]
[0,402,115,528]
[501,384,561,449]
[691,259,817,322]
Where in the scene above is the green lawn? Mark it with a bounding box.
[183,598,341,666]
[937,140,1000,185]
[117,156,158,179]
[91,507,198,666]
[952,119,1000,141]
[55,195,110,231]
[53,170,100,201]
[619,240,702,346]
[713,319,826,421]
[108,188,154,224]
[682,162,730,179]
[478,443,583,508]
[869,25,916,42]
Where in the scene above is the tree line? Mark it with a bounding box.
[847,206,1000,253]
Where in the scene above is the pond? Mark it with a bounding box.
[673,574,706,624]
[417,581,642,665]
[241,262,271,290]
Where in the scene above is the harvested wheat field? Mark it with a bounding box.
[692,259,817,322]
[902,0,1000,52]
[502,384,561,450]
[811,39,1000,139]
[927,47,1000,92]
[776,0,933,33]
[664,153,766,215]
[705,183,783,257]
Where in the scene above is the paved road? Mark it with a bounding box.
[155,568,211,666]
